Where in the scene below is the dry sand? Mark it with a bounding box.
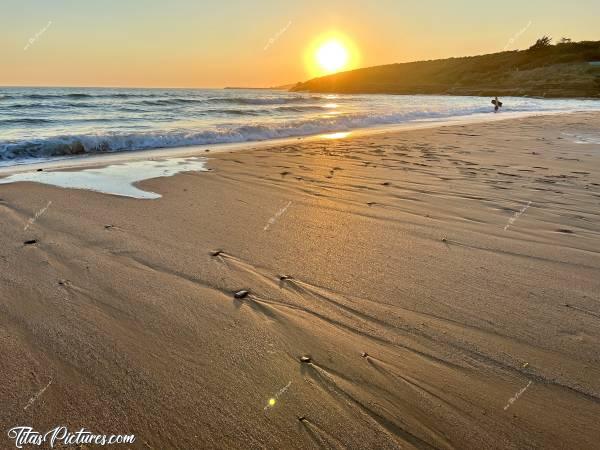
[1,112,600,449]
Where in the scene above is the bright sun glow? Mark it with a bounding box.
[316,40,349,73]
[305,33,359,77]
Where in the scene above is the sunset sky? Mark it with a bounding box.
[2,0,599,88]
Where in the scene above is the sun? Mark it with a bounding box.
[316,40,349,74]
[306,33,359,77]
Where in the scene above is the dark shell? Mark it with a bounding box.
[234,290,249,299]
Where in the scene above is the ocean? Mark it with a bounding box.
[1,87,599,166]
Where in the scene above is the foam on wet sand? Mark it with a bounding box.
[0,157,208,199]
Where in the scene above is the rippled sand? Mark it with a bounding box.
[1,112,599,449]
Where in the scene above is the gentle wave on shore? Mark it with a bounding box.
[2,87,599,165]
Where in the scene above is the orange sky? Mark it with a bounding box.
[1,0,599,88]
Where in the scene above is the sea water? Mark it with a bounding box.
[2,87,600,166]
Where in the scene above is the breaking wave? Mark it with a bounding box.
[0,109,490,161]
[2,87,599,165]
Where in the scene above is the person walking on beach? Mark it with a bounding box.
[492,96,502,113]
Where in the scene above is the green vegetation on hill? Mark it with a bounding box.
[291,40,600,98]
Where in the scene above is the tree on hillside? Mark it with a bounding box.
[529,36,552,50]
[559,37,572,44]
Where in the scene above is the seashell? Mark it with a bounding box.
[234,290,249,299]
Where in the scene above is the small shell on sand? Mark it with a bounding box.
[300,356,311,363]
[234,290,249,299]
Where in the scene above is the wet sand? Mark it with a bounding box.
[1,112,600,449]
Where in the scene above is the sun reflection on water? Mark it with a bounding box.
[321,131,351,139]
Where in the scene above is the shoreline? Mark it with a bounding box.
[0,108,592,176]
[1,111,600,449]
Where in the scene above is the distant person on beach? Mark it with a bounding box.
[492,96,503,113]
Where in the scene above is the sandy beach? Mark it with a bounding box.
[1,112,600,449]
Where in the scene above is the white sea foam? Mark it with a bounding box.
[561,132,600,144]
[0,157,208,199]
